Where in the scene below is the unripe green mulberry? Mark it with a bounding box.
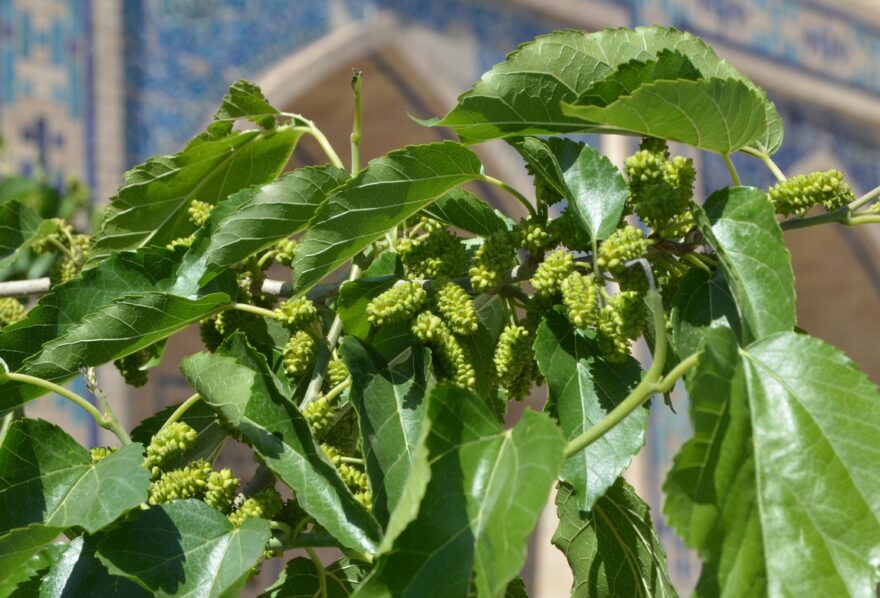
[228,487,283,527]
[435,281,478,335]
[187,199,213,226]
[204,468,238,513]
[52,234,92,284]
[321,443,343,466]
[493,325,535,400]
[275,296,317,329]
[31,219,73,254]
[399,226,469,279]
[148,459,212,505]
[213,310,241,338]
[514,218,552,254]
[199,317,224,352]
[768,169,855,216]
[469,231,517,292]
[561,272,599,329]
[412,311,476,390]
[144,422,198,478]
[282,330,316,378]
[626,149,694,231]
[166,234,195,250]
[339,463,369,495]
[303,396,336,439]
[0,298,26,329]
[597,291,646,363]
[113,348,152,388]
[90,446,116,463]
[325,359,349,390]
[625,150,665,191]
[274,238,297,267]
[531,249,574,297]
[367,281,426,327]
[596,226,648,272]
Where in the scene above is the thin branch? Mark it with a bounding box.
[82,367,131,445]
[722,153,741,186]
[161,393,202,429]
[0,277,51,297]
[480,175,536,217]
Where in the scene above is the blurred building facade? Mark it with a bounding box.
[2,0,880,594]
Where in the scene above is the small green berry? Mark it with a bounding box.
[90,446,116,463]
[303,396,336,439]
[412,311,476,390]
[144,421,198,478]
[435,281,478,335]
[204,468,239,513]
[531,249,574,297]
[148,459,212,505]
[187,199,213,227]
[366,281,427,327]
[469,231,517,292]
[282,330,316,378]
[273,238,297,267]
[768,169,855,216]
[275,296,317,329]
[0,298,27,329]
[561,272,599,329]
[596,226,648,272]
[228,487,283,527]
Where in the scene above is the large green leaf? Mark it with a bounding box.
[94,96,300,253]
[694,187,795,341]
[209,79,282,134]
[666,332,880,597]
[130,400,227,469]
[40,536,149,597]
[670,268,741,359]
[355,384,565,597]
[0,540,65,597]
[553,479,677,597]
[421,189,513,236]
[428,26,781,153]
[341,337,433,526]
[95,500,270,597]
[292,142,483,293]
[0,199,57,269]
[562,78,768,155]
[0,420,148,579]
[535,311,646,511]
[0,247,233,410]
[180,334,382,555]
[179,165,348,288]
[260,557,367,598]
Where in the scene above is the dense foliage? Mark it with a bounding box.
[1,26,879,597]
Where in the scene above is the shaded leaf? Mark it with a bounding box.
[421,189,513,236]
[341,336,433,526]
[180,334,382,555]
[0,540,65,597]
[292,142,483,293]
[260,557,367,598]
[553,479,677,597]
[0,200,55,269]
[670,268,741,359]
[40,536,149,598]
[535,311,646,511]
[355,384,565,597]
[95,500,270,597]
[694,187,794,342]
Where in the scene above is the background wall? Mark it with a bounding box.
[2,0,879,594]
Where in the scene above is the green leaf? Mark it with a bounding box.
[0,540,65,597]
[179,165,348,288]
[666,332,880,597]
[130,400,227,469]
[739,333,880,597]
[670,268,741,359]
[421,189,513,236]
[292,141,483,293]
[535,311,646,511]
[209,79,282,134]
[0,200,55,269]
[562,78,768,155]
[180,334,382,555]
[514,138,627,241]
[429,26,781,153]
[553,479,677,597]
[0,420,148,536]
[457,294,508,405]
[94,126,300,253]
[0,525,60,587]
[0,247,233,409]
[355,384,565,597]
[260,557,367,598]
[40,536,150,598]
[95,500,270,597]
[694,187,795,341]
[335,252,403,341]
[341,336,433,526]
[576,49,701,107]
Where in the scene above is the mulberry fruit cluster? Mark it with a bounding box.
[598,291,646,363]
[113,346,156,387]
[530,249,574,298]
[144,421,198,478]
[303,395,337,440]
[768,169,855,216]
[0,298,26,329]
[514,218,551,254]
[273,238,297,267]
[493,325,535,401]
[282,330,316,378]
[399,222,468,279]
[322,445,371,508]
[325,358,349,390]
[561,272,599,329]
[596,226,648,272]
[228,487,283,527]
[90,446,116,463]
[367,281,426,327]
[187,199,213,227]
[435,281,478,335]
[469,231,517,292]
[275,296,317,329]
[51,234,92,284]
[204,468,239,513]
[412,311,476,390]
[625,140,695,236]
[148,459,212,505]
